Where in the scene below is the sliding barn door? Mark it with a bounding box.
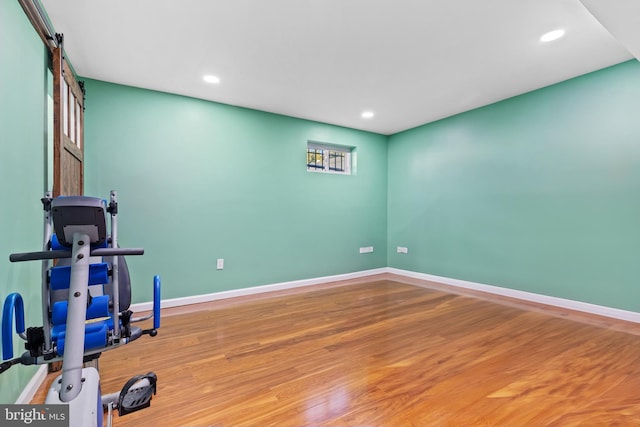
[52,42,84,196]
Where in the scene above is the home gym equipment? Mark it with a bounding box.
[1,190,161,427]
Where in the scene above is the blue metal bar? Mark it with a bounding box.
[153,276,161,330]
[2,293,25,360]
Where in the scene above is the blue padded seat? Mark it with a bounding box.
[51,295,111,326]
[50,295,113,355]
[49,262,110,291]
[52,322,109,355]
[47,232,133,357]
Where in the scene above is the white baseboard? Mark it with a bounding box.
[387,267,640,323]
[130,268,388,312]
[131,266,640,323]
[20,266,640,403]
[15,365,48,404]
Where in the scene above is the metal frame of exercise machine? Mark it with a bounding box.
[1,191,161,427]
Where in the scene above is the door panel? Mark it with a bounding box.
[52,41,84,197]
[61,144,82,196]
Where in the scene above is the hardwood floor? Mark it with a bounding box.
[33,276,640,426]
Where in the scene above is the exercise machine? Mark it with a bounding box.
[1,191,161,427]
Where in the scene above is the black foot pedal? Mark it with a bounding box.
[118,372,158,416]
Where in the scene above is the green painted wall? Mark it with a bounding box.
[5,0,640,403]
[388,60,640,311]
[82,80,388,303]
[0,0,49,404]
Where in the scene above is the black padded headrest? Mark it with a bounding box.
[51,196,107,247]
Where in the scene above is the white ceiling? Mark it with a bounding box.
[40,0,633,135]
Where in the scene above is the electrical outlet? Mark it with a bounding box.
[397,246,408,254]
[216,258,224,270]
[359,246,374,254]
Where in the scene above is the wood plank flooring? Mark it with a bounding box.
[33,277,640,426]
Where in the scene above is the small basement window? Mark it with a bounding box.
[307,142,353,175]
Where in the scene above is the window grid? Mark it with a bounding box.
[328,151,345,172]
[307,148,325,170]
[307,142,352,175]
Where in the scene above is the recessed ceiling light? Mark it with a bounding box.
[361,111,375,119]
[540,29,565,43]
[203,75,220,84]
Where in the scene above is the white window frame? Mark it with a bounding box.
[307,141,353,175]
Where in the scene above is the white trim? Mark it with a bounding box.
[15,365,48,404]
[387,268,640,323]
[20,267,640,401]
[130,268,388,312]
[306,141,353,175]
[307,141,353,152]
[132,267,640,323]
